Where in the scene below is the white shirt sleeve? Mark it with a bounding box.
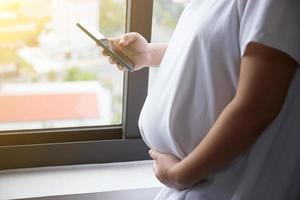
[239,0,300,64]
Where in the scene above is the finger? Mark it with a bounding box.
[107,37,121,52]
[109,57,118,65]
[108,36,121,42]
[102,50,109,57]
[110,38,120,47]
[116,64,124,71]
[149,149,159,160]
[152,161,159,176]
[153,162,168,185]
[119,32,138,46]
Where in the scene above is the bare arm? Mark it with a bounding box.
[149,43,168,66]
[149,42,297,189]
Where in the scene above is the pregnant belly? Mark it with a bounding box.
[138,113,186,159]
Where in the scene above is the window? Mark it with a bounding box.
[0,0,153,170]
[149,0,187,88]
[0,0,127,131]
[152,0,187,43]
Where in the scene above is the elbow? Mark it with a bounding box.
[250,104,281,125]
[231,98,283,126]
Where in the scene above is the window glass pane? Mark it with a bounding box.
[0,0,126,131]
[149,0,187,88]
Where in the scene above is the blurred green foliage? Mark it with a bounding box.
[154,0,185,29]
[64,67,97,82]
[99,0,126,36]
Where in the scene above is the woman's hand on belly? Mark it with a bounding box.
[149,149,192,190]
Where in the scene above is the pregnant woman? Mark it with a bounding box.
[103,0,300,199]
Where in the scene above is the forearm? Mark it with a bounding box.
[149,43,168,66]
[173,99,277,187]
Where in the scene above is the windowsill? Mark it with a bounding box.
[0,160,162,200]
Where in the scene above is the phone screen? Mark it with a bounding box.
[76,22,134,71]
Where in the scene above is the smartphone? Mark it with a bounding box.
[76,22,134,71]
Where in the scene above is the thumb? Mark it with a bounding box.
[108,37,122,51]
[149,149,160,160]
[119,32,138,46]
[108,37,120,46]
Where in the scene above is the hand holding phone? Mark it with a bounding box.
[77,22,153,72]
[76,22,135,71]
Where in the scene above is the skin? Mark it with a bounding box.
[103,32,167,70]
[102,33,297,190]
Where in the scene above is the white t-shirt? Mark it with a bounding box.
[138,0,300,199]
